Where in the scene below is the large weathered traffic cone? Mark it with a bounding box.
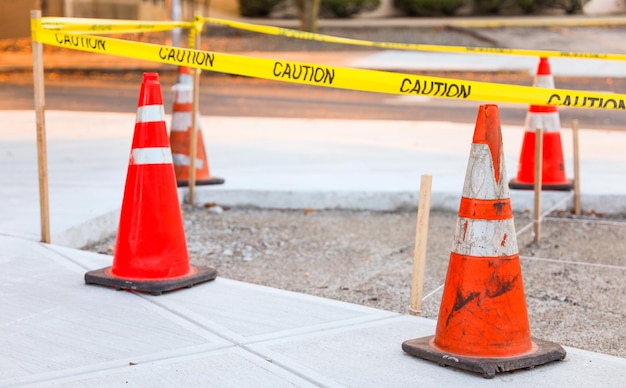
[170,66,224,187]
[402,104,565,378]
[85,73,217,295]
[509,57,573,191]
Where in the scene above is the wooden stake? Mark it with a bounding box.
[409,174,432,316]
[187,13,201,205]
[533,128,543,243]
[31,10,51,243]
[572,120,581,216]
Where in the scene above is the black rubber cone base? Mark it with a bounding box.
[177,177,225,187]
[85,265,217,296]
[509,178,573,191]
[402,336,566,379]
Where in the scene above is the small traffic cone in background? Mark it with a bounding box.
[170,66,224,187]
[176,64,193,85]
[85,72,217,295]
[403,104,565,378]
[509,57,573,191]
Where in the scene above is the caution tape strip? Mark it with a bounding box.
[40,16,192,34]
[31,26,626,111]
[419,16,626,28]
[39,16,626,61]
[204,17,626,62]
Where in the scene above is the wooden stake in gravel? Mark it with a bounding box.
[572,120,581,216]
[187,14,201,205]
[31,10,51,244]
[409,174,432,316]
[534,128,543,243]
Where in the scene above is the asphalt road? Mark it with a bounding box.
[2,70,626,129]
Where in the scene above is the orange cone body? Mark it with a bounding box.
[436,104,531,356]
[113,73,188,279]
[85,73,216,295]
[510,57,572,191]
[170,66,224,187]
[403,104,565,378]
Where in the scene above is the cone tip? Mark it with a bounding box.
[479,104,498,114]
[138,73,163,107]
[143,72,159,83]
[536,57,551,76]
[473,104,503,183]
[529,104,558,113]
[473,104,501,142]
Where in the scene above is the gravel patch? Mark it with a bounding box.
[84,207,626,358]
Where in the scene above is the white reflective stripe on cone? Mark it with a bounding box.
[173,84,193,103]
[171,111,192,132]
[535,74,555,89]
[525,111,561,132]
[462,144,510,200]
[131,147,173,165]
[453,218,519,257]
[136,105,165,123]
[178,73,193,86]
[172,153,204,168]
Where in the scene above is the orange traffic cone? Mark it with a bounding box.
[509,57,573,191]
[402,105,565,378]
[176,64,193,85]
[85,73,217,295]
[170,66,224,187]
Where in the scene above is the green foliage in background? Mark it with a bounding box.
[238,0,283,17]
[392,0,465,16]
[321,0,381,18]
[237,0,591,19]
[472,0,502,14]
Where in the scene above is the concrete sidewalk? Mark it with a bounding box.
[2,108,626,386]
[3,110,626,246]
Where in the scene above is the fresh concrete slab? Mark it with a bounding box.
[3,111,626,249]
[149,277,397,344]
[249,315,626,387]
[0,236,230,386]
[3,237,625,387]
[0,111,132,245]
[22,347,319,388]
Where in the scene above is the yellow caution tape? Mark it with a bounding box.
[40,16,191,34]
[428,16,626,28]
[188,15,205,50]
[187,16,205,75]
[193,15,205,37]
[31,27,626,111]
[204,17,625,62]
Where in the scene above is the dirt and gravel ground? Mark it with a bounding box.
[84,206,626,358]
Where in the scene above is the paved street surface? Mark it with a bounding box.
[4,72,626,130]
